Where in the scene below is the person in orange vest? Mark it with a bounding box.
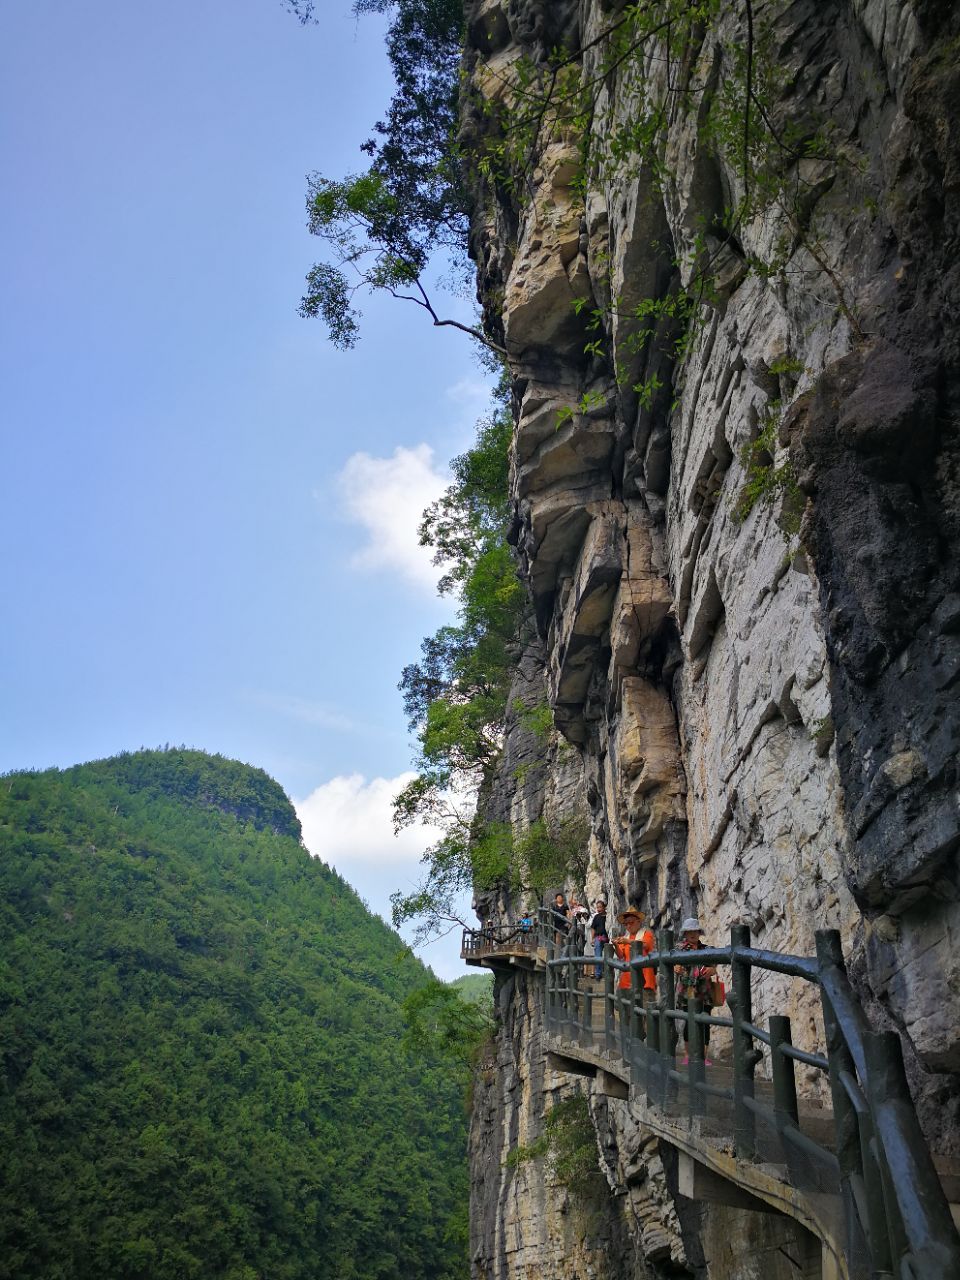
[613,907,657,997]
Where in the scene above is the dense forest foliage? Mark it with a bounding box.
[0,749,473,1280]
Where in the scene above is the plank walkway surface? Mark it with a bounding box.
[462,916,960,1280]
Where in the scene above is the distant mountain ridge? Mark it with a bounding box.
[0,749,467,1280]
[63,747,302,838]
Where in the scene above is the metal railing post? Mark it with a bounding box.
[866,1033,912,1271]
[688,998,706,1118]
[567,950,578,1041]
[660,927,676,1051]
[619,941,632,1061]
[580,963,591,1048]
[769,1015,799,1130]
[864,1029,960,1280]
[658,928,675,1108]
[857,1106,893,1277]
[816,929,868,1265]
[629,946,641,1050]
[603,944,615,1054]
[730,923,757,1159]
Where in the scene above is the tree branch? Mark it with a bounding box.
[384,278,508,356]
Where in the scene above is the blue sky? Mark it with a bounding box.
[1,1,488,976]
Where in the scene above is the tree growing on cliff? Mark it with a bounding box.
[390,394,531,943]
[388,388,592,944]
[396,396,521,786]
[401,977,493,1079]
[288,0,499,350]
[294,0,865,364]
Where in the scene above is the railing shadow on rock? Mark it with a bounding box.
[542,925,960,1280]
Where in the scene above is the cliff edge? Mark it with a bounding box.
[461,1,960,1276]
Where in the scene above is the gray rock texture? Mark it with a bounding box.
[461,0,960,1274]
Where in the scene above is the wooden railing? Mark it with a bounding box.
[461,907,573,962]
[543,925,960,1280]
[461,921,539,961]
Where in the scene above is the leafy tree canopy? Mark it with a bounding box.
[290,0,477,347]
[397,396,524,787]
[384,381,589,947]
[389,384,592,944]
[400,978,492,1081]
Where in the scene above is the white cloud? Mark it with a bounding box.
[295,771,472,982]
[295,770,442,869]
[336,443,448,592]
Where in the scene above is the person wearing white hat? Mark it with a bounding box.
[674,917,718,1066]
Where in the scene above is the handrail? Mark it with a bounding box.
[635,942,820,982]
[782,1044,829,1071]
[534,925,960,1280]
[461,905,587,961]
[463,923,532,947]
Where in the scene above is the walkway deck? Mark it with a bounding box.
[461,921,960,1280]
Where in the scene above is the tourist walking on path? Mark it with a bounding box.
[675,917,718,1065]
[551,892,569,944]
[613,907,657,997]
[589,899,608,977]
[567,894,589,926]
[566,894,589,950]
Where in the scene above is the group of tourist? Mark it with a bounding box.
[549,890,589,938]
[550,892,722,1066]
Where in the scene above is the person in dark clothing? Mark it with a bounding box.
[589,899,608,977]
[552,892,569,943]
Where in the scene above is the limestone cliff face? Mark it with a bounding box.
[463,0,960,1276]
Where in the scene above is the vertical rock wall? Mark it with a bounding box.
[463,0,960,1275]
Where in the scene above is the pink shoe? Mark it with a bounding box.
[704,1058,713,1067]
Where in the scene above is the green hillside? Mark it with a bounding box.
[0,749,468,1280]
[449,974,493,1006]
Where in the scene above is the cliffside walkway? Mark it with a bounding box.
[461,918,960,1280]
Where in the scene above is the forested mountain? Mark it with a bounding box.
[448,975,492,1006]
[0,749,470,1280]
